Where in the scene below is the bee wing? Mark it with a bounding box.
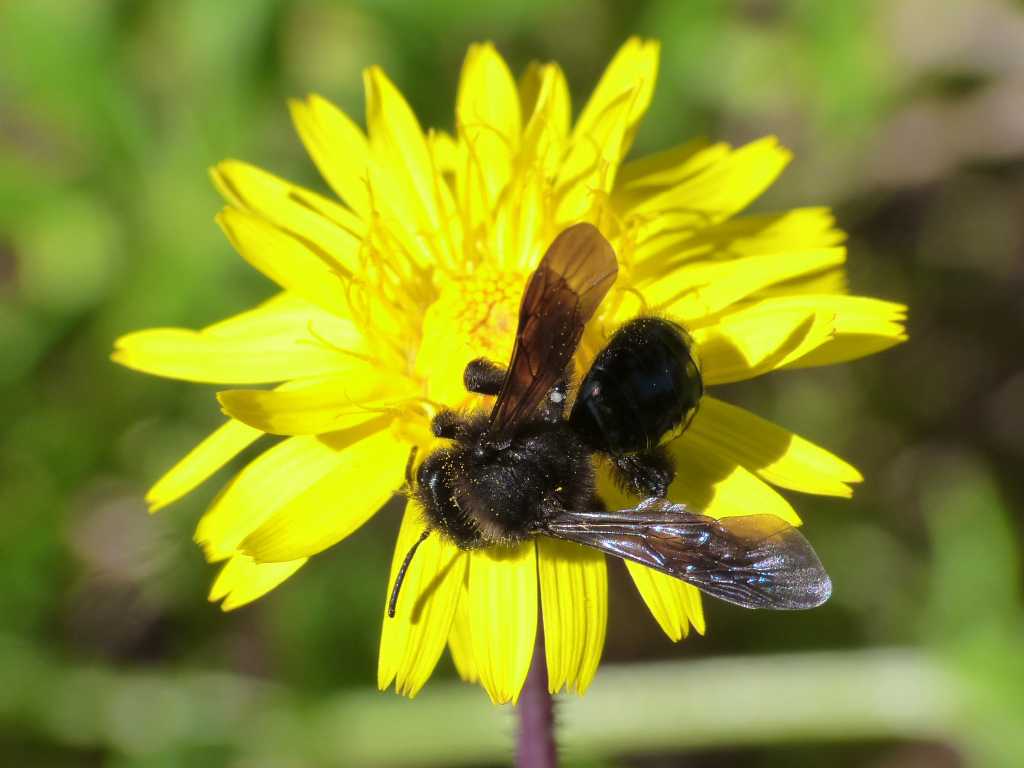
[486,223,618,441]
[541,500,831,610]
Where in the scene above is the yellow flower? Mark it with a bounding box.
[112,38,906,704]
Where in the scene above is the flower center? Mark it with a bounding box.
[415,266,526,406]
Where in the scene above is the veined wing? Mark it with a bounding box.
[542,499,831,610]
[486,223,618,441]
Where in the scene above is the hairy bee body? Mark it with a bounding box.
[416,412,594,548]
[386,223,830,619]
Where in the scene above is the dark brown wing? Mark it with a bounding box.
[487,223,618,440]
[541,499,831,609]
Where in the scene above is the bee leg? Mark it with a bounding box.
[611,448,675,498]
[463,358,506,396]
[431,409,465,439]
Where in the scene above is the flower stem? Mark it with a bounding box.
[517,624,557,768]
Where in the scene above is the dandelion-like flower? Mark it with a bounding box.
[113,38,906,703]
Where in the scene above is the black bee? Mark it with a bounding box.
[388,223,831,617]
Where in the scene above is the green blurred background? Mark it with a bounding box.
[2,0,1023,766]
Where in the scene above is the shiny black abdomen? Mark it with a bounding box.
[569,317,703,455]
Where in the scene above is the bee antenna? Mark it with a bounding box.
[387,529,431,619]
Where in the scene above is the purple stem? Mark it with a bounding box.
[516,624,557,768]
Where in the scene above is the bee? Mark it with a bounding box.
[389,223,831,617]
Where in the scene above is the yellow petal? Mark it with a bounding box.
[625,563,705,641]
[633,207,844,270]
[493,62,570,271]
[704,207,844,253]
[522,62,571,175]
[456,42,521,215]
[554,37,660,224]
[195,421,389,561]
[211,160,363,274]
[759,265,849,298]
[649,247,846,321]
[596,470,704,640]
[688,398,862,497]
[469,542,538,704]
[775,296,908,369]
[692,306,834,385]
[364,66,442,231]
[447,580,479,684]
[378,500,467,697]
[537,538,607,694]
[491,158,545,273]
[239,426,407,562]
[687,580,706,634]
[615,139,727,194]
[112,293,360,384]
[201,293,354,341]
[218,369,418,436]
[217,208,351,317]
[147,419,263,512]
[573,36,659,160]
[556,86,637,223]
[707,294,907,374]
[413,269,520,405]
[289,94,371,216]
[209,553,306,611]
[787,332,908,368]
[667,435,801,525]
[624,137,792,228]
[428,129,459,175]
[745,295,905,325]
[518,61,570,146]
